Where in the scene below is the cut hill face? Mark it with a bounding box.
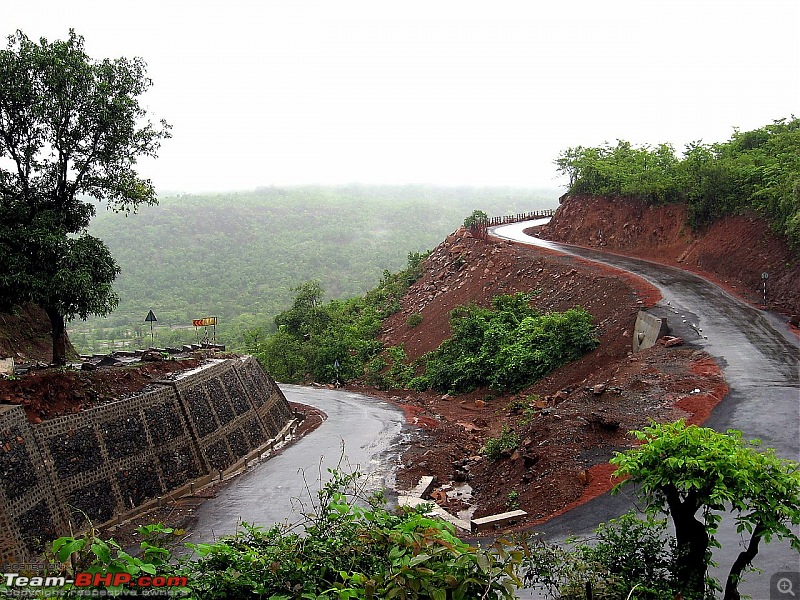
[367,226,727,524]
[537,195,800,318]
[0,304,74,364]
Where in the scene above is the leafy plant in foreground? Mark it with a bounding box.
[182,467,526,599]
[611,420,800,600]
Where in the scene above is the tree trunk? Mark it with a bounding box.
[673,513,709,598]
[46,307,67,366]
[667,487,710,599]
[723,521,765,600]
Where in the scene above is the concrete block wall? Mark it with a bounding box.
[0,356,293,562]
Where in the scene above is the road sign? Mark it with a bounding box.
[144,310,157,346]
[761,272,769,280]
[192,317,217,327]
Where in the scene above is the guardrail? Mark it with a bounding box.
[469,209,556,239]
[487,209,556,226]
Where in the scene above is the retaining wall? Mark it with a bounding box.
[0,355,293,562]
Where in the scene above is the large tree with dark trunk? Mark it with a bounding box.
[0,30,170,364]
[611,420,800,600]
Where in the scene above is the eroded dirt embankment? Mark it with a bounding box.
[360,226,727,526]
[536,195,800,318]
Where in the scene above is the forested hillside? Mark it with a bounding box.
[555,117,800,245]
[71,185,557,353]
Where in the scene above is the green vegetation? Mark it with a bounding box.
[481,426,521,461]
[73,186,557,353]
[417,293,598,393]
[253,252,427,384]
[0,30,170,363]
[524,511,687,600]
[26,468,526,599]
[611,420,800,600]
[254,282,597,394]
[555,118,800,245]
[18,425,798,599]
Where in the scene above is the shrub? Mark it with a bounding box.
[182,468,526,599]
[422,293,597,393]
[482,426,520,460]
[407,312,423,328]
[523,511,685,600]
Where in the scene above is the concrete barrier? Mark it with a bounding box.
[470,509,528,532]
[632,310,668,352]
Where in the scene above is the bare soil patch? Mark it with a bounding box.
[351,226,726,531]
[536,195,800,319]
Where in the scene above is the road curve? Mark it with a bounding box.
[493,220,800,599]
[185,384,407,544]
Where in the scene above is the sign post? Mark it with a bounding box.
[192,317,218,344]
[144,310,158,347]
[761,272,769,307]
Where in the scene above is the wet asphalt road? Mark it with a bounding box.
[186,384,407,544]
[185,221,797,598]
[492,220,800,599]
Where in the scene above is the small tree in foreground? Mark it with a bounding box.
[610,420,800,600]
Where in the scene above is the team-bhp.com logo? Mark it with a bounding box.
[3,571,188,595]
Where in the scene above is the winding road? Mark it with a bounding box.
[187,219,797,598]
[186,385,408,543]
[492,220,800,599]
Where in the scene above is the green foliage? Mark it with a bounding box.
[254,253,428,384]
[8,523,186,599]
[407,312,423,328]
[481,426,520,460]
[505,490,520,511]
[0,29,170,363]
[524,511,686,600]
[555,118,800,247]
[421,293,598,393]
[74,186,558,353]
[463,209,489,228]
[181,468,526,599]
[611,420,800,599]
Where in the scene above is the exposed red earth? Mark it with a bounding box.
[356,221,728,527]
[5,195,788,538]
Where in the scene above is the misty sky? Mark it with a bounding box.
[5,0,799,194]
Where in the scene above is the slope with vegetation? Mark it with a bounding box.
[544,119,800,317]
[554,117,800,243]
[72,185,557,353]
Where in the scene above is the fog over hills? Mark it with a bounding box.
[71,185,559,353]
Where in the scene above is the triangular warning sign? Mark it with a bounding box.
[144,310,158,322]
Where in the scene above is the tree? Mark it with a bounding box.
[610,420,800,600]
[0,29,170,364]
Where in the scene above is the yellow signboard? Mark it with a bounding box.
[192,317,217,327]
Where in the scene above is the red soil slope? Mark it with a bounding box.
[537,195,800,318]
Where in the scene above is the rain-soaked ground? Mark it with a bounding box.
[186,221,798,598]
[185,384,410,543]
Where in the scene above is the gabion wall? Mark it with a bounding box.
[0,356,293,562]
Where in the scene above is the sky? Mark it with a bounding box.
[4,0,799,194]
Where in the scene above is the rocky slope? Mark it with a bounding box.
[363,226,727,526]
[536,195,800,318]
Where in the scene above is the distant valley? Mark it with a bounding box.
[71,185,559,353]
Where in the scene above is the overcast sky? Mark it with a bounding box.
[5,0,799,194]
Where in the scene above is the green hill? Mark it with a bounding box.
[70,185,558,353]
